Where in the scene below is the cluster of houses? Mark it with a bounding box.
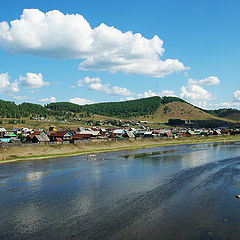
[0,126,240,145]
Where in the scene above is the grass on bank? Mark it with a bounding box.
[1,135,240,164]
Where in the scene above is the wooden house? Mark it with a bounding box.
[4,132,17,139]
[162,131,173,138]
[186,130,196,136]
[34,134,50,143]
[71,134,92,143]
[213,129,222,135]
[125,131,135,138]
[49,131,72,142]
[0,128,7,138]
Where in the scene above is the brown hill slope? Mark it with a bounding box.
[149,102,235,123]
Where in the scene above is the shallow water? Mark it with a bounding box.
[1,142,240,240]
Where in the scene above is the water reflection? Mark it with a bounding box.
[26,171,43,182]
[1,142,240,240]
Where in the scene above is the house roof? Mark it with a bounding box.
[4,132,17,137]
[32,131,42,135]
[79,130,100,136]
[21,128,32,132]
[144,131,153,135]
[50,131,70,137]
[214,129,222,135]
[126,131,135,138]
[0,128,7,132]
[56,137,63,142]
[187,130,195,135]
[27,134,35,139]
[164,131,173,137]
[113,129,125,134]
[72,134,92,140]
[78,127,85,131]
[35,135,50,142]
[0,138,11,143]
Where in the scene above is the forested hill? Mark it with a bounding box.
[205,108,240,121]
[0,96,239,121]
[46,96,186,118]
[0,100,54,118]
[0,100,51,118]
[0,96,185,118]
[47,96,162,117]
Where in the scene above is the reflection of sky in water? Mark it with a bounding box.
[26,171,43,182]
[1,142,240,239]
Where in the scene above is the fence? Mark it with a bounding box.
[0,136,166,148]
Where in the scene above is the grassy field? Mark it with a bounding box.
[1,135,240,164]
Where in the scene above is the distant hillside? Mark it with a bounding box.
[47,96,163,118]
[0,100,51,118]
[150,101,220,122]
[46,96,186,118]
[0,100,21,118]
[0,97,239,124]
[205,108,240,121]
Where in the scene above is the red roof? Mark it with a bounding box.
[221,129,230,134]
[164,132,173,137]
[72,134,92,140]
[27,134,35,139]
[32,131,42,135]
[56,137,63,142]
[50,131,68,137]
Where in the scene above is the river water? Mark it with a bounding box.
[1,142,240,240]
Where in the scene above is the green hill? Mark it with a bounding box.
[0,100,53,118]
[0,97,239,124]
[0,99,21,118]
[46,96,163,118]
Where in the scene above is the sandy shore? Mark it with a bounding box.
[1,136,240,164]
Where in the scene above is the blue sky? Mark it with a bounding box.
[0,0,240,109]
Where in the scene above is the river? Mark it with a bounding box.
[1,142,240,240]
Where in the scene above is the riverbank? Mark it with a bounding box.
[1,135,240,164]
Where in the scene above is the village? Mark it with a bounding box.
[0,123,240,147]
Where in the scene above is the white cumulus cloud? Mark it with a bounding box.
[160,90,176,97]
[0,73,10,92]
[188,76,220,86]
[12,95,32,101]
[137,89,176,99]
[69,97,94,105]
[76,76,101,87]
[137,90,158,98]
[180,84,213,101]
[0,9,188,77]
[120,96,136,101]
[18,73,49,89]
[0,72,49,92]
[40,96,56,103]
[89,83,133,96]
[0,73,19,92]
[180,76,218,106]
[233,90,240,102]
[76,76,133,96]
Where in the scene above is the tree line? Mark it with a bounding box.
[0,96,196,119]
